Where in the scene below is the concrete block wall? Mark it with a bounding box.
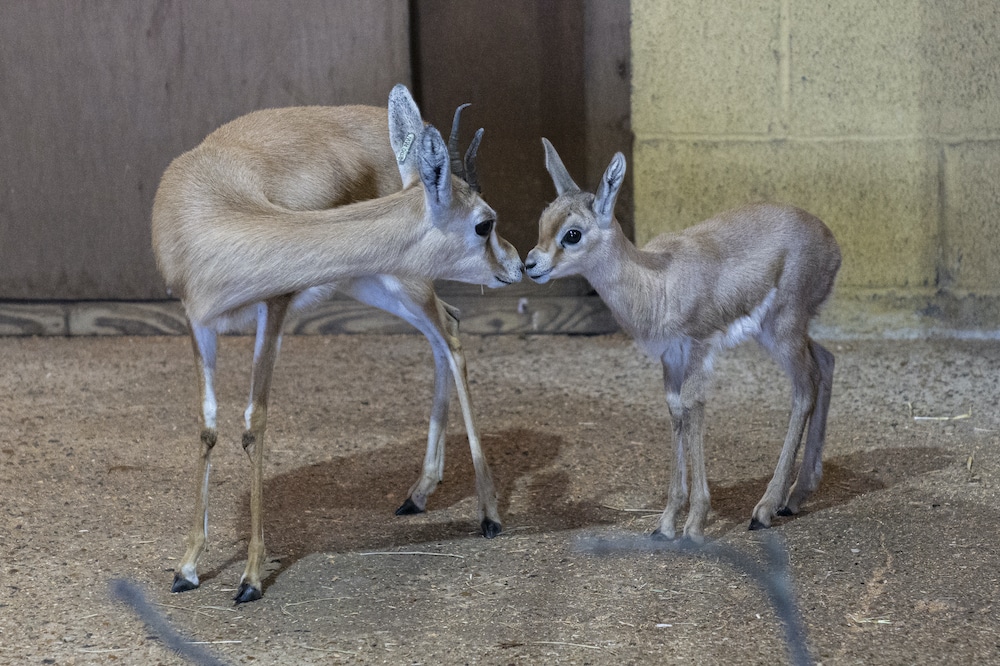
[631,0,1000,336]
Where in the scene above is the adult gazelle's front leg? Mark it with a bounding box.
[446,330,501,537]
[235,295,292,604]
[402,295,501,536]
[342,276,500,536]
[172,323,219,593]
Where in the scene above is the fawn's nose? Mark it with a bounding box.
[524,247,542,270]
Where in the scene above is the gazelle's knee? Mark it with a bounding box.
[200,428,217,449]
[241,431,257,455]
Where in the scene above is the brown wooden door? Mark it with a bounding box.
[0,1,411,299]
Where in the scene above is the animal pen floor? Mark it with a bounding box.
[1,333,998,665]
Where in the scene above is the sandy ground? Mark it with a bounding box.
[1,333,998,665]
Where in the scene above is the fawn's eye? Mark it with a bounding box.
[562,229,582,246]
[475,219,494,237]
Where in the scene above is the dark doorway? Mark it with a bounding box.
[412,0,632,254]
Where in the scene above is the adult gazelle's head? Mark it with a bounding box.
[389,86,523,288]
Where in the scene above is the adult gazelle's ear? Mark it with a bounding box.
[388,84,425,188]
[417,126,452,224]
[593,153,626,230]
[541,138,581,197]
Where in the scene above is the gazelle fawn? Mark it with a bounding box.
[152,85,523,603]
[526,139,841,541]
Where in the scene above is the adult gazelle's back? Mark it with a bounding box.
[525,139,840,541]
[152,85,523,603]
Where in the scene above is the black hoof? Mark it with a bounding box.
[748,518,770,531]
[776,506,794,517]
[233,582,262,604]
[170,574,198,594]
[481,519,502,539]
[650,529,672,541]
[395,498,425,516]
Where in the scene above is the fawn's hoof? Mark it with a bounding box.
[395,497,425,516]
[481,518,502,539]
[233,582,262,605]
[170,574,198,594]
[748,517,770,531]
[650,529,673,541]
[776,506,795,517]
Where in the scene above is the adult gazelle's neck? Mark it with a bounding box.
[186,188,433,323]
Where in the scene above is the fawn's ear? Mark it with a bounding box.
[417,126,452,223]
[542,138,581,197]
[593,152,626,230]
[388,84,425,188]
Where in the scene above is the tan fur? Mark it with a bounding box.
[153,86,521,603]
[153,104,522,325]
[527,139,841,540]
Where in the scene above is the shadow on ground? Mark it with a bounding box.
[232,427,616,591]
[228,434,954,593]
[711,446,953,528]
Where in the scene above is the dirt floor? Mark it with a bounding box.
[1,332,998,665]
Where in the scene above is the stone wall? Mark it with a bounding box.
[631,0,1000,335]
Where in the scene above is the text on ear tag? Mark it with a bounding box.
[396,132,416,164]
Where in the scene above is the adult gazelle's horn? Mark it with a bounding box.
[448,103,484,193]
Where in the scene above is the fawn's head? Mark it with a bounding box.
[525,138,626,284]
[389,85,522,287]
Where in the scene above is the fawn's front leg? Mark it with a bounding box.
[652,387,687,540]
[654,342,711,542]
[679,381,709,541]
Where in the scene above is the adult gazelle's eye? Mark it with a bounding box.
[475,219,494,237]
[561,229,582,246]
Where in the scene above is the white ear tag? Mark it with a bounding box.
[396,132,416,164]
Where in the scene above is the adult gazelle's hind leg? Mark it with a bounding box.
[235,295,292,604]
[172,323,219,593]
[342,276,501,537]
